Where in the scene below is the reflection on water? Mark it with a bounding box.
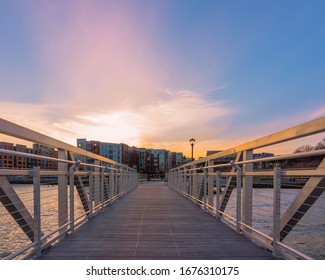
[0,185,85,259]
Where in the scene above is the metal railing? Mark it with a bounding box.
[168,116,325,260]
[0,118,138,259]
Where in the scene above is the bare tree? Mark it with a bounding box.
[294,144,315,153]
[315,138,325,150]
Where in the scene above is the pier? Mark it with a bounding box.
[1,117,325,260]
[38,182,273,260]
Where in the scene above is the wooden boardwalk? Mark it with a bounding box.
[39,182,275,260]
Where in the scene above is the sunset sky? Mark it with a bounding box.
[1,0,324,158]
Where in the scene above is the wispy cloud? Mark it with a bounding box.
[311,106,325,119]
[0,86,234,155]
[138,88,232,144]
[1,2,235,156]
[204,84,229,93]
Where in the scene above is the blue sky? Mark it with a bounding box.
[0,0,324,157]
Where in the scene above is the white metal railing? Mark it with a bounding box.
[0,118,138,259]
[168,116,325,260]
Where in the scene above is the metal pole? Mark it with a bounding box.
[236,167,242,233]
[100,169,105,211]
[273,166,281,257]
[215,171,221,220]
[88,171,93,219]
[33,166,41,257]
[69,165,75,232]
[58,149,68,236]
[204,169,208,210]
[189,169,192,197]
[230,161,242,233]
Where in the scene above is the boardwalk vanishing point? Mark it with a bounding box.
[39,182,274,260]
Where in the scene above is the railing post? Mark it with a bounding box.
[100,169,105,211]
[242,150,253,235]
[195,168,199,204]
[180,170,182,192]
[58,149,68,237]
[208,161,214,212]
[273,166,281,257]
[69,164,75,232]
[115,169,118,196]
[125,170,128,193]
[177,170,181,192]
[33,166,41,257]
[94,160,100,208]
[189,169,192,198]
[109,169,113,198]
[120,169,125,194]
[236,167,242,232]
[88,171,93,219]
[204,168,208,210]
[116,169,120,195]
[230,162,242,233]
[215,171,221,220]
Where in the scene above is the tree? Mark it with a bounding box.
[315,138,325,150]
[294,144,315,153]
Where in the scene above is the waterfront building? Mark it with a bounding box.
[152,149,169,174]
[121,144,129,165]
[128,146,139,171]
[100,142,122,163]
[138,148,153,173]
[169,152,184,169]
[0,142,15,169]
[33,144,58,170]
[0,142,58,170]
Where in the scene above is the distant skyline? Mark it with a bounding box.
[1,0,324,158]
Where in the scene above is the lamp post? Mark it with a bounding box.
[189,138,195,161]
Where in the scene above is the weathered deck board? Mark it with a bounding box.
[39,182,274,260]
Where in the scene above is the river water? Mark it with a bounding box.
[0,185,324,259]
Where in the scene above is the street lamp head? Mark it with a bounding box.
[189,138,195,161]
[189,138,195,146]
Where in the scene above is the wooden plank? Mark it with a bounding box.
[39,182,274,260]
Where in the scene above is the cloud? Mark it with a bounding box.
[205,84,229,93]
[0,86,234,154]
[138,88,232,144]
[1,1,235,157]
[311,106,325,119]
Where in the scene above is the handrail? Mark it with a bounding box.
[171,144,325,172]
[0,148,132,172]
[168,117,325,260]
[178,116,325,168]
[0,118,139,259]
[0,118,130,169]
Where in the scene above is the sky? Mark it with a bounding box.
[0,0,324,158]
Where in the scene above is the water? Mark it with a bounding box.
[1,185,325,259]
[0,184,85,259]
[223,188,325,259]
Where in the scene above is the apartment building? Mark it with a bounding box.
[0,142,58,170]
[0,142,16,169]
